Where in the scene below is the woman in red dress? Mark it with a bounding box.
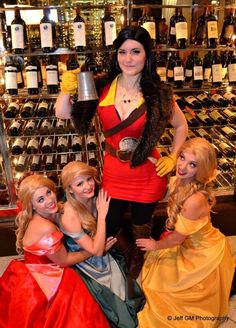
[0,175,109,328]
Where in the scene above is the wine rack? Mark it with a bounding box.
[0,0,236,212]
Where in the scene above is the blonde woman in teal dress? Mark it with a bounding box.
[136,137,235,328]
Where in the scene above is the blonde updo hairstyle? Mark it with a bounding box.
[15,175,57,254]
[166,137,218,231]
[61,161,98,236]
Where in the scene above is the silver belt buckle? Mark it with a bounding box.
[119,137,138,152]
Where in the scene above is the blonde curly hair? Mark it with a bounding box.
[166,138,217,231]
[15,175,56,254]
[61,161,99,236]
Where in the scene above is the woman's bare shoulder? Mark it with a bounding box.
[181,192,210,220]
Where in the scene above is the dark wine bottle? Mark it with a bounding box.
[206,10,218,48]
[194,8,207,45]
[168,8,178,47]
[4,102,19,118]
[159,131,172,145]
[220,9,235,46]
[21,101,35,118]
[100,134,105,150]
[156,52,167,83]
[5,57,18,95]
[208,110,227,125]
[196,93,213,108]
[26,138,39,154]
[218,157,233,171]
[10,7,28,54]
[223,91,236,105]
[71,135,83,151]
[192,52,203,88]
[41,137,53,153]
[11,138,24,155]
[25,57,39,95]
[39,119,52,135]
[221,51,229,81]
[196,112,214,126]
[46,56,59,94]
[44,154,56,171]
[40,8,57,53]
[30,155,41,171]
[185,53,194,83]
[85,53,98,72]
[211,51,222,87]
[15,155,28,172]
[195,128,212,142]
[86,134,97,150]
[227,51,236,85]
[24,120,37,135]
[138,7,156,48]
[203,51,213,82]
[174,95,186,110]
[0,8,9,51]
[34,57,43,89]
[15,56,24,89]
[175,8,188,49]
[216,140,235,157]
[9,120,22,136]
[37,101,49,117]
[222,108,236,123]
[102,4,116,49]
[55,119,66,134]
[210,93,229,107]
[73,7,86,52]
[167,52,175,83]
[66,54,79,70]
[184,112,200,127]
[173,52,184,88]
[220,126,236,141]
[184,96,202,109]
[58,154,68,169]
[56,136,68,153]
[88,151,98,167]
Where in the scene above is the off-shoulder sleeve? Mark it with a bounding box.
[175,213,209,235]
[23,230,64,255]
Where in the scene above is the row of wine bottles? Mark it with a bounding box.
[0,5,117,53]
[157,51,236,88]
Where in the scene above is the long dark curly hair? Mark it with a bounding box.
[106,26,173,167]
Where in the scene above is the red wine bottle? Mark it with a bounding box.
[40,8,57,53]
[175,8,188,49]
[206,10,218,48]
[26,138,39,154]
[30,155,41,171]
[9,120,22,136]
[227,51,236,85]
[168,8,178,47]
[102,5,116,49]
[4,102,19,118]
[25,57,39,95]
[66,54,79,70]
[185,52,194,83]
[192,52,203,88]
[10,7,28,54]
[156,52,167,83]
[173,52,184,88]
[194,8,207,45]
[46,56,59,94]
[139,7,156,48]
[5,56,18,95]
[220,9,235,46]
[11,138,25,155]
[212,51,222,87]
[203,51,213,82]
[15,155,28,172]
[73,7,86,52]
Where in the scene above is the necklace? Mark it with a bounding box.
[121,92,139,104]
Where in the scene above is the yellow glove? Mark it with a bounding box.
[156,153,177,177]
[60,68,81,94]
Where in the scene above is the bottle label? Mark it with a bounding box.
[60,154,67,164]
[9,102,19,110]
[204,68,211,80]
[87,135,96,144]
[197,112,208,120]
[39,101,48,110]
[175,22,188,40]
[156,67,166,81]
[207,21,218,39]
[42,120,52,129]
[142,21,156,40]
[56,119,65,127]
[104,21,116,46]
[58,137,67,146]
[223,109,234,117]
[32,155,40,165]
[25,120,35,129]
[193,66,203,80]
[185,69,192,77]
[223,92,234,100]
[228,63,236,82]
[72,136,82,145]
[212,64,222,82]
[73,22,86,47]
[40,23,53,48]
[197,94,207,101]
[224,25,234,39]
[5,71,17,89]
[23,101,34,110]
[26,71,38,88]
[11,121,21,129]
[88,152,96,160]
[219,141,228,151]
[75,153,82,161]
[13,138,24,148]
[167,69,173,78]
[211,94,222,101]
[174,66,184,81]
[209,110,221,120]
[197,128,207,137]
[28,139,39,149]
[11,24,24,49]
[46,70,58,85]
[222,67,227,80]
[222,126,232,135]
[185,96,196,104]
[170,27,176,35]
[18,155,26,166]
[43,138,52,147]
[46,155,53,164]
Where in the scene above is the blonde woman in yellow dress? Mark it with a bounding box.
[136,137,235,328]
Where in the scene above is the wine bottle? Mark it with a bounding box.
[159,17,168,44]
[196,112,214,126]
[11,138,24,155]
[88,152,98,167]
[86,134,97,150]
[30,155,41,172]
[26,138,39,154]
[184,96,202,109]
[194,8,207,45]
[4,102,19,118]
[184,112,200,127]
[227,51,236,85]
[100,134,105,150]
[44,154,56,171]
[167,52,175,83]
[216,140,235,157]
[206,10,218,48]
[175,8,188,49]
[39,119,52,135]
[138,7,156,48]
[173,52,184,88]
[47,172,58,184]
[222,108,236,123]
[210,94,229,107]
[66,54,79,70]
[56,136,68,153]
[34,57,43,89]
[203,51,213,82]
[159,131,172,145]
[21,101,35,118]
[156,52,167,82]
[73,7,86,52]
[85,52,98,72]
[220,126,236,141]
[10,7,28,54]
[185,53,194,83]
[192,52,203,88]
[41,137,53,153]
[195,128,212,142]
[168,8,178,47]
[174,95,186,110]
[220,9,235,46]
[37,101,49,117]
[208,110,227,125]
[9,120,22,136]
[211,51,222,87]
[218,157,233,171]
[40,8,57,53]
[24,120,37,135]
[14,56,24,89]
[15,155,28,172]
[46,56,59,94]
[0,8,9,52]
[221,51,229,81]
[223,91,236,105]
[71,135,83,151]
[5,57,18,95]
[54,119,66,134]
[25,57,39,95]
[196,93,213,108]
[102,5,116,49]
[58,154,68,170]
[188,130,197,139]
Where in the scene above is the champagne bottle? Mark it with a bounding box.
[24,119,37,135]
[222,108,236,123]
[208,110,227,125]
[173,52,184,88]
[184,112,200,127]
[196,93,213,108]
[206,10,218,48]
[26,138,39,154]
[4,102,19,118]
[11,138,24,155]
[168,8,178,47]
[184,95,202,109]
[9,120,22,136]
[102,5,116,49]
[21,101,35,118]
[46,56,59,94]
[66,54,79,70]
[5,57,18,95]
[88,151,98,167]
[56,136,68,153]
[227,51,236,85]
[220,126,236,141]
[203,51,213,82]
[211,51,222,87]
[220,9,235,46]
[86,134,97,150]
[156,52,167,82]
[10,7,28,54]
[30,155,41,171]
[40,8,57,53]
[44,154,56,171]
[196,112,214,126]
[194,8,207,45]
[175,8,188,49]
[139,7,156,48]
[73,7,86,52]
[71,135,83,151]
[37,101,49,117]
[25,57,39,95]
[41,137,53,153]
[185,53,194,83]
[192,52,203,88]
[210,93,229,107]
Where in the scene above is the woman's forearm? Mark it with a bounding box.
[55,92,72,119]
